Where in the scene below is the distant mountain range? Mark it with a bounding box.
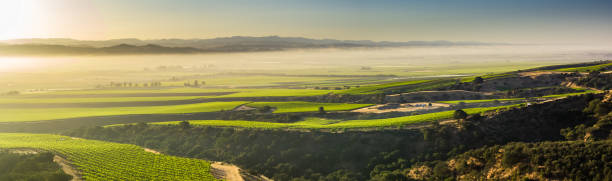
[0,36,503,55]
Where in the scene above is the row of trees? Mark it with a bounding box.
[107,81,162,88]
[313,86,354,90]
[183,80,206,87]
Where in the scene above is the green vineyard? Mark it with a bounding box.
[0,133,216,181]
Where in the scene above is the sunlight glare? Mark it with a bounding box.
[0,1,43,40]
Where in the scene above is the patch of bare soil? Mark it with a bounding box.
[210,162,273,181]
[519,71,558,78]
[7,148,39,154]
[53,155,83,181]
[233,105,257,111]
[211,162,244,181]
[144,148,161,154]
[352,102,450,113]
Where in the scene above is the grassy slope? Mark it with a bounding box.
[438,98,525,104]
[337,80,431,94]
[460,73,517,83]
[551,62,612,72]
[1,79,441,105]
[161,75,356,87]
[150,104,523,129]
[0,133,216,180]
[438,89,600,104]
[0,96,212,104]
[0,101,247,122]
[542,89,601,98]
[246,101,372,113]
[25,88,339,97]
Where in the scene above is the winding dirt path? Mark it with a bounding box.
[53,155,83,181]
[144,148,267,181]
[211,162,244,181]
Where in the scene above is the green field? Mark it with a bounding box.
[11,87,341,100]
[216,88,340,97]
[438,98,526,104]
[141,117,342,129]
[552,62,612,72]
[460,73,517,83]
[0,79,451,105]
[438,89,600,104]
[246,101,372,113]
[337,80,431,94]
[24,88,230,95]
[23,87,339,97]
[542,89,601,98]
[0,101,247,122]
[0,133,216,180]
[0,100,371,122]
[160,75,359,87]
[148,104,522,129]
[0,96,212,104]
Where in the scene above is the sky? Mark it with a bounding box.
[1,0,612,44]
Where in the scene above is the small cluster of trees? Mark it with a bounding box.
[0,151,72,181]
[313,86,353,90]
[146,82,163,87]
[1,91,19,96]
[574,70,612,90]
[184,80,206,87]
[447,76,484,92]
[108,82,162,88]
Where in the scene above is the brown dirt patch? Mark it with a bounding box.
[211,162,244,181]
[352,102,450,113]
[53,155,83,181]
[7,148,39,154]
[144,148,161,154]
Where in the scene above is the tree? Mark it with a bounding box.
[179,121,191,129]
[454,109,468,120]
[589,70,601,77]
[473,77,484,84]
[318,106,326,114]
[260,105,273,113]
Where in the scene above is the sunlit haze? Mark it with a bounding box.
[2,0,612,44]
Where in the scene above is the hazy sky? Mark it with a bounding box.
[2,0,612,44]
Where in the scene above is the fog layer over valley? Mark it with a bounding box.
[1,45,611,92]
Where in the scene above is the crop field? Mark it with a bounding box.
[438,98,526,104]
[335,80,431,94]
[551,62,612,72]
[21,87,340,98]
[438,89,600,104]
[246,102,372,113]
[0,88,342,105]
[460,73,517,83]
[0,79,457,105]
[542,89,601,98]
[0,96,211,104]
[138,117,344,129]
[160,75,364,88]
[0,100,371,122]
[0,133,216,180]
[146,104,523,129]
[0,101,247,122]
